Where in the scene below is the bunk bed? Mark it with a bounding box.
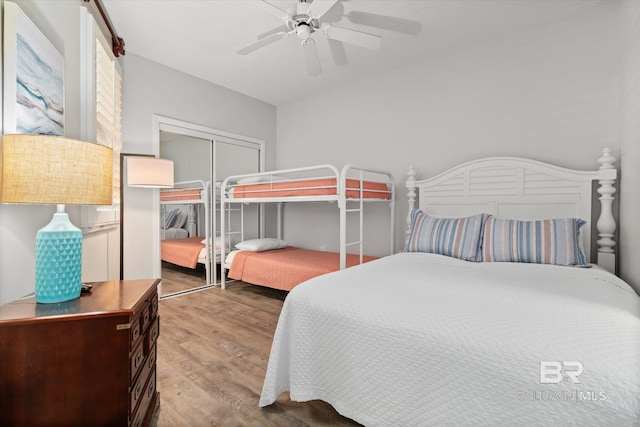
[160,180,214,293]
[219,164,395,290]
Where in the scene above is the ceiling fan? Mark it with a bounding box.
[238,0,383,76]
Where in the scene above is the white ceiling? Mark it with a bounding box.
[102,0,601,106]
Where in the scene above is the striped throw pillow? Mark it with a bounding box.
[482,216,588,266]
[162,209,180,230]
[405,210,487,262]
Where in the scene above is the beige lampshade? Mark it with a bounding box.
[127,157,174,188]
[0,134,113,205]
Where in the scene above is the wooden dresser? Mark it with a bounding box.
[0,279,160,427]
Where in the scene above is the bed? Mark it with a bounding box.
[226,246,378,291]
[219,164,395,289]
[161,236,206,269]
[259,149,640,425]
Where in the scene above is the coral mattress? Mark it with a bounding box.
[228,247,377,291]
[160,189,203,202]
[230,178,390,199]
[161,236,204,269]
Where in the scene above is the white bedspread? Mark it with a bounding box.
[260,252,640,426]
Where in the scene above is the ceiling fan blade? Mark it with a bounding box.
[328,39,348,67]
[256,0,291,20]
[307,0,339,20]
[257,25,290,40]
[237,31,288,55]
[346,11,422,35]
[301,38,322,76]
[320,25,382,50]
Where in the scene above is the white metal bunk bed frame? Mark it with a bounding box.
[219,164,396,289]
[160,180,214,297]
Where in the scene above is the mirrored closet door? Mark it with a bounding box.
[156,120,263,298]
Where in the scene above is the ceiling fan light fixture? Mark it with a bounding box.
[297,23,311,39]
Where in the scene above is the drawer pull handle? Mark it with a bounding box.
[134,381,143,402]
[134,350,143,369]
[131,323,140,342]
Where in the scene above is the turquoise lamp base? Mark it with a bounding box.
[35,212,83,303]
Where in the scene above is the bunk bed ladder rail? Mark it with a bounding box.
[220,200,244,290]
[339,165,395,270]
[339,170,364,269]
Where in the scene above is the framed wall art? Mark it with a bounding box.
[3,1,64,136]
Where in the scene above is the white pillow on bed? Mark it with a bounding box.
[235,238,288,252]
[236,175,287,184]
[237,176,263,184]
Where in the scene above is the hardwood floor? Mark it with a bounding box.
[152,266,361,427]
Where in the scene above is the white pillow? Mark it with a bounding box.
[236,175,287,184]
[235,238,288,252]
[237,176,262,184]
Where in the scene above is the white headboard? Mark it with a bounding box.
[406,149,617,273]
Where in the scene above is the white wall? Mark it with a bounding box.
[119,53,276,280]
[277,4,624,264]
[619,0,640,290]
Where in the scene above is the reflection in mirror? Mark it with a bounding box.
[159,132,212,298]
[158,130,263,299]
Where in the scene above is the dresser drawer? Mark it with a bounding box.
[144,316,159,354]
[150,293,159,318]
[141,305,151,331]
[131,367,157,427]
[130,340,145,382]
[130,315,142,347]
[130,344,156,415]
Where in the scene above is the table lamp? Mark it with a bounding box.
[0,134,113,303]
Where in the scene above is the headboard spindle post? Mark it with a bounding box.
[596,148,617,273]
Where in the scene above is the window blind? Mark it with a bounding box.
[96,36,122,206]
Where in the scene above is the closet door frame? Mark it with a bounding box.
[151,115,264,294]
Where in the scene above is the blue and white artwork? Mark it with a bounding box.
[14,7,64,136]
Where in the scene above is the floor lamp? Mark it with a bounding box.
[119,153,174,280]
